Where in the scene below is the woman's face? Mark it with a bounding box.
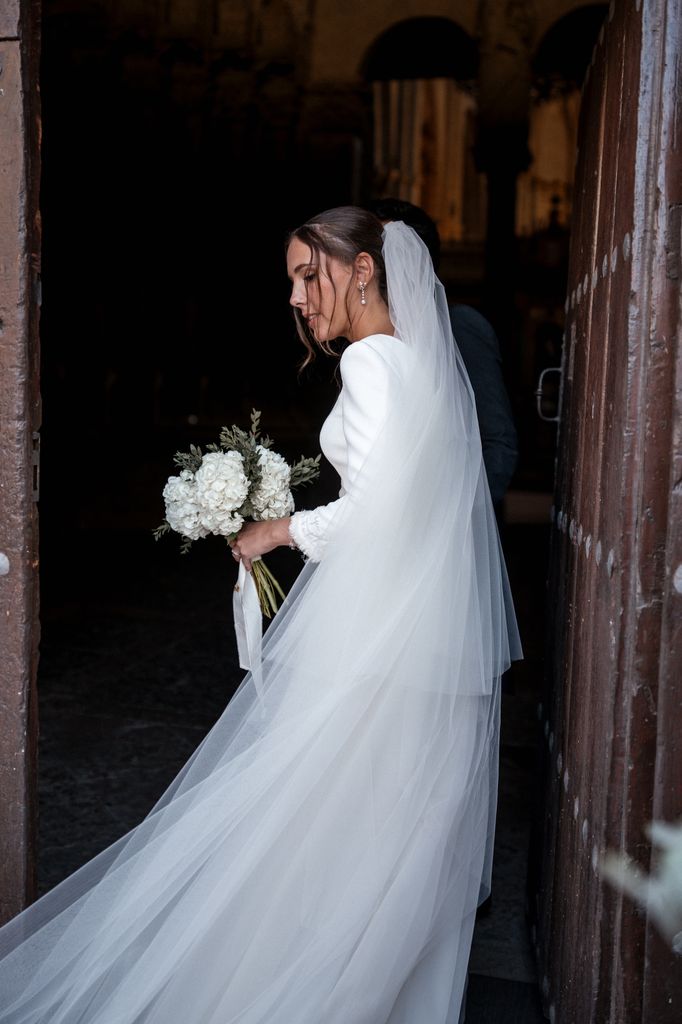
[286,237,355,343]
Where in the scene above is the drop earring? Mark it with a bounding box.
[360,281,367,305]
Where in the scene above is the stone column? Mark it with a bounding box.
[475,0,536,334]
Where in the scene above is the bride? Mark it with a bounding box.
[0,209,521,1023]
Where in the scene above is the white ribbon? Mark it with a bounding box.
[232,561,264,709]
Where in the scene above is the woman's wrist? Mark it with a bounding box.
[268,516,293,549]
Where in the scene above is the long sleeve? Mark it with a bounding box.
[449,304,518,505]
[289,496,345,563]
[289,340,394,561]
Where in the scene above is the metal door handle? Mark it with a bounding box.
[535,367,562,423]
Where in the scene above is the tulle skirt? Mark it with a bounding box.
[0,556,502,1024]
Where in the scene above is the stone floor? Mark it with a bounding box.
[37,519,549,1022]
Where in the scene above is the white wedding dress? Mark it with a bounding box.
[289,335,405,560]
[0,224,521,1024]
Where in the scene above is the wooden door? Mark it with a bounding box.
[0,0,41,922]
[537,1,682,1022]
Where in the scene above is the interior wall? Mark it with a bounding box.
[308,0,602,87]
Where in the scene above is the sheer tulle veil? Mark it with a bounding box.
[0,220,521,1023]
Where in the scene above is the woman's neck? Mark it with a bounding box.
[348,302,394,342]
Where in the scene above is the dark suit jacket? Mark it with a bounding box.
[449,304,518,505]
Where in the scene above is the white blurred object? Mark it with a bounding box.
[601,820,682,954]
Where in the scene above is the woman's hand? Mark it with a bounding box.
[229,518,292,572]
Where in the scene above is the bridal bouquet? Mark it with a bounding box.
[155,410,320,617]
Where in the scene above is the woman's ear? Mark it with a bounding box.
[355,252,375,284]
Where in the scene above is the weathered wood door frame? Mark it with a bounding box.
[0,0,41,923]
[538,1,682,1022]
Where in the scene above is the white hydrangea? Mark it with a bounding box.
[162,470,208,541]
[195,450,249,537]
[251,445,295,520]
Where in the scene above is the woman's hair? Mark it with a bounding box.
[287,206,387,368]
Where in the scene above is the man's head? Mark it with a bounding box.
[366,198,441,270]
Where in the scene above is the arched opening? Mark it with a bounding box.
[362,16,477,81]
[363,18,484,245]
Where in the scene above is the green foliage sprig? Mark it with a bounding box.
[290,454,322,488]
[171,443,204,474]
[152,521,171,542]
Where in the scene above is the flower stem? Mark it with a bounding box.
[251,559,286,619]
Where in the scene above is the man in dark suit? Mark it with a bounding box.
[367,199,518,506]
